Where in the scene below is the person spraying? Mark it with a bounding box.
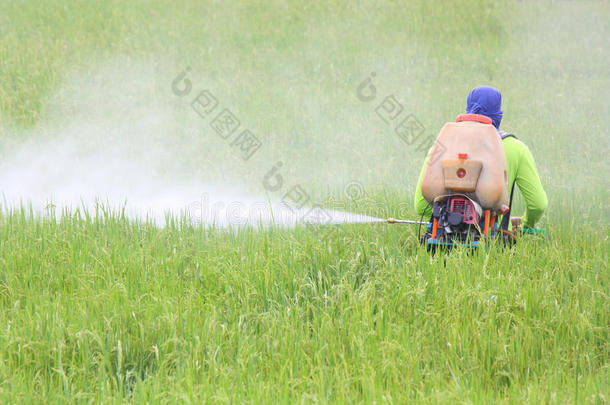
[411,86,547,248]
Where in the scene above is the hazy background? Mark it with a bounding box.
[0,0,608,224]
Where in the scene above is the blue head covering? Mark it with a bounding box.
[466,86,503,129]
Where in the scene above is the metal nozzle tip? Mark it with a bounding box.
[387,218,396,223]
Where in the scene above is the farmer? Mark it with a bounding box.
[413,85,548,231]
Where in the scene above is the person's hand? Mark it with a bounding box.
[523,227,546,235]
[511,216,522,228]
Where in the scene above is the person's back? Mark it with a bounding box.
[414,86,548,230]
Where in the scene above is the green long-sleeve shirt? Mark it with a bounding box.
[414,135,548,228]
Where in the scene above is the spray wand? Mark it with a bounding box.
[386,218,427,225]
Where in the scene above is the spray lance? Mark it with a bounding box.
[386,218,429,242]
[386,218,427,225]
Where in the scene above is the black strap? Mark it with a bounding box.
[500,181,516,230]
[499,131,518,230]
[500,131,517,140]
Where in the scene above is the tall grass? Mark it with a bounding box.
[0,205,607,402]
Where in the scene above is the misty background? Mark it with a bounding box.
[0,0,608,225]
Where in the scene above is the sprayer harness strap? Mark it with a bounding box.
[499,131,518,230]
[499,131,516,140]
[500,181,516,230]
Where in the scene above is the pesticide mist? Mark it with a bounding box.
[0,61,384,227]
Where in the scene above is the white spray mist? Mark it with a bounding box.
[0,61,382,227]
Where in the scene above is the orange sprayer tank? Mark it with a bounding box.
[420,120,509,211]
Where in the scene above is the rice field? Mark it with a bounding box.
[0,0,608,403]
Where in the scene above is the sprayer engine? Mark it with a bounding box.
[427,195,483,245]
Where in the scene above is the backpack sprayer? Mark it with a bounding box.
[386,113,518,251]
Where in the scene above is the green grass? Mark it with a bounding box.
[0,0,609,403]
[0,205,607,403]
